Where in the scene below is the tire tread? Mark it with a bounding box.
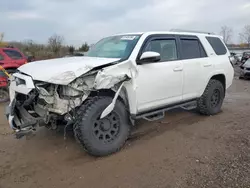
[74,96,130,156]
[197,79,224,115]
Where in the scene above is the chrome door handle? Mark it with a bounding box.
[204,64,212,67]
[173,67,183,71]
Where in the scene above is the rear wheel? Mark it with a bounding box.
[197,79,225,115]
[74,96,130,156]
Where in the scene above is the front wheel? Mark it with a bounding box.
[74,96,130,156]
[197,79,225,115]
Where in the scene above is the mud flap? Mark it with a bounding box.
[100,82,125,119]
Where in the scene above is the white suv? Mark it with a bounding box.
[6,30,234,156]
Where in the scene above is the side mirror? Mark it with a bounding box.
[139,51,160,63]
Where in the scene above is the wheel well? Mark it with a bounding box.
[89,89,129,108]
[211,74,226,90]
[90,89,116,98]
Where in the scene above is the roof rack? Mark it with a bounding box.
[170,29,215,35]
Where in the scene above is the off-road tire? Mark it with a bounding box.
[197,79,225,115]
[74,96,130,157]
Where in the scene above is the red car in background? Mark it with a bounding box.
[0,70,9,102]
[0,46,28,74]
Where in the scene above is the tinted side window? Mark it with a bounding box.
[3,49,23,59]
[199,43,207,58]
[206,37,227,55]
[143,39,178,61]
[181,39,206,59]
[0,54,4,60]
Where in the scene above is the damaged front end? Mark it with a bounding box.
[6,60,135,139]
[6,72,91,138]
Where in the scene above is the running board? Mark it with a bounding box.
[143,112,165,122]
[180,101,197,110]
[135,100,197,122]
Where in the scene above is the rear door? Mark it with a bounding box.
[178,35,209,100]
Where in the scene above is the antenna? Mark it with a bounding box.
[170,29,215,35]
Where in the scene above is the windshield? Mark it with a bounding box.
[86,35,141,59]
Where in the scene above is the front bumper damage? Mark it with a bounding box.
[5,73,92,139]
[6,60,136,139]
[6,102,43,138]
[5,74,49,138]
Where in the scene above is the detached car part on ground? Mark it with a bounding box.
[6,31,234,156]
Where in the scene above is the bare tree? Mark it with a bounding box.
[220,26,233,44]
[48,34,64,55]
[239,25,250,47]
[0,33,4,42]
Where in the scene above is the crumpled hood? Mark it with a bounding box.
[18,56,119,85]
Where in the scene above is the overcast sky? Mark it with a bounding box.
[1,0,250,46]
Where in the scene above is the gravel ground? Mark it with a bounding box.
[1,70,250,188]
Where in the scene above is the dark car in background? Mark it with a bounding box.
[64,51,86,57]
[26,55,35,62]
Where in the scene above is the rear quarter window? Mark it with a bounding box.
[206,36,227,55]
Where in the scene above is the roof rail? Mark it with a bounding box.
[170,29,215,35]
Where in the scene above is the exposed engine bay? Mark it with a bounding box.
[34,72,95,115]
[8,73,94,136]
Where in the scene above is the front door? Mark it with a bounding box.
[135,35,184,113]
